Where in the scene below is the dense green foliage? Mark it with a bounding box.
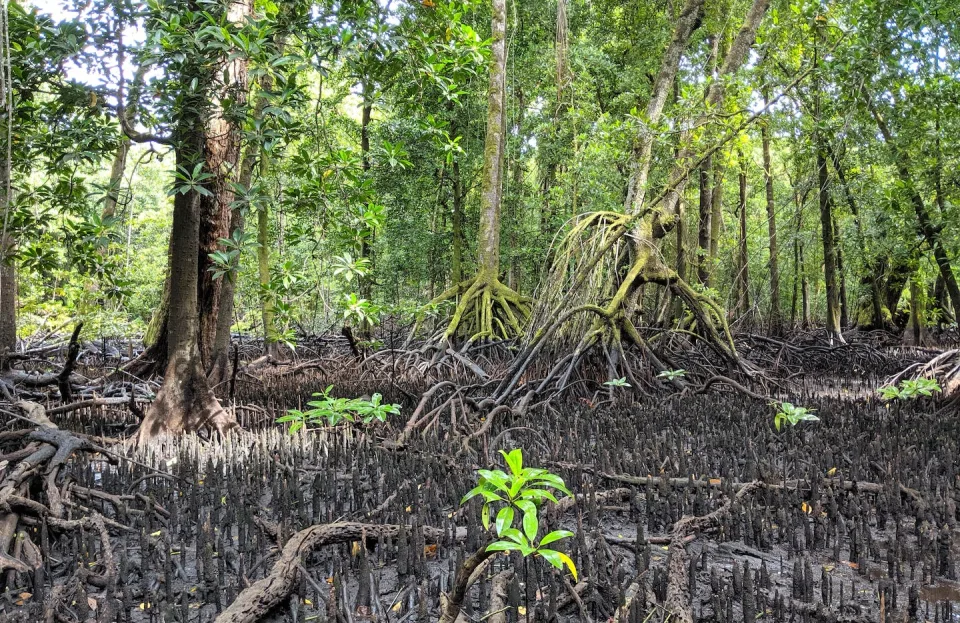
[5,0,960,346]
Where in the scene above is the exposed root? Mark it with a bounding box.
[415,270,531,343]
[885,348,960,399]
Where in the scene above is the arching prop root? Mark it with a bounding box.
[885,348,960,403]
[492,215,757,405]
[412,271,532,344]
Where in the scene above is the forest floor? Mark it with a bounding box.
[1,329,959,622]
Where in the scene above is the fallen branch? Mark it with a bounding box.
[217,522,448,623]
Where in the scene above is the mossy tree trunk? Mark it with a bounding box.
[867,94,960,319]
[420,0,531,343]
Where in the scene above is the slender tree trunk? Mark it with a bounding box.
[834,212,848,328]
[735,148,750,318]
[359,87,373,301]
[825,143,886,329]
[103,65,147,219]
[791,235,799,328]
[0,238,14,360]
[451,158,464,285]
[761,112,781,334]
[709,161,724,273]
[476,0,507,277]
[623,0,706,214]
[0,34,15,360]
[908,274,922,346]
[816,142,842,342]
[696,156,712,285]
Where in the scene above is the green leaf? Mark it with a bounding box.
[538,530,574,547]
[522,506,538,542]
[495,506,514,536]
[500,448,523,477]
[486,541,521,553]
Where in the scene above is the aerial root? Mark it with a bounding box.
[413,271,532,344]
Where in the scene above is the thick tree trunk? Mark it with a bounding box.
[138,181,236,440]
[761,114,781,334]
[138,0,251,439]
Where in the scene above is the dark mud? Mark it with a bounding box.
[2,372,959,622]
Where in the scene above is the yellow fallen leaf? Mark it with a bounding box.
[351,541,361,556]
[150,530,162,537]
[392,602,402,612]
[19,592,32,600]
[801,502,812,514]
[827,467,837,477]
[709,478,722,485]
[304,599,313,605]
[405,505,412,513]
[518,606,527,615]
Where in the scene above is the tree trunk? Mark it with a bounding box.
[624,0,706,214]
[697,156,712,285]
[0,167,14,358]
[476,0,507,278]
[138,0,251,439]
[103,65,147,219]
[735,148,750,318]
[825,143,887,329]
[761,112,781,335]
[816,142,842,342]
[359,88,373,303]
[709,161,723,271]
[451,158,464,285]
[137,163,237,440]
[0,238,14,360]
[866,95,960,319]
[835,212,848,328]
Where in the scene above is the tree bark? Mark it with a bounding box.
[359,87,374,303]
[476,0,507,278]
[760,111,781,334]
[451,157,464,285]
[623,0,706,215]
[866,94,960,319]
[696,156,712,285]
[735,148,750,318]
